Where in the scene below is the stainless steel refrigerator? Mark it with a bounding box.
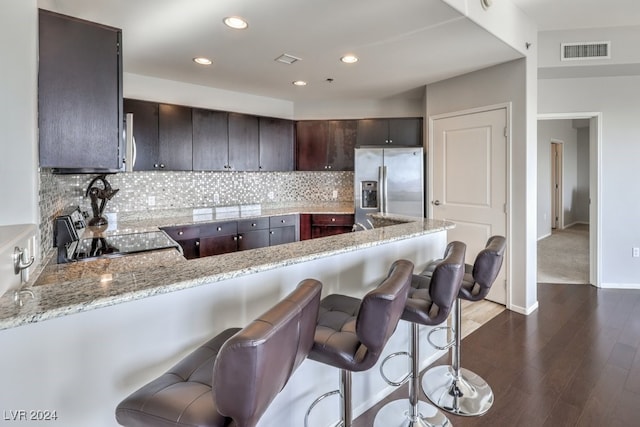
[354,147,424,225]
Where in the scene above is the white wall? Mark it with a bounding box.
[124,72,295,119]
[539,75,640,287]
[0,0,38,226]
[537,119,580,238]
[425,58,537,314]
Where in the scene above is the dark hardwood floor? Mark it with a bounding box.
[354,284,640,426]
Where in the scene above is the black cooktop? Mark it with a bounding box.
[73,231,180,261]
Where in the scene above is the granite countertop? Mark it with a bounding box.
[0,202,454,331]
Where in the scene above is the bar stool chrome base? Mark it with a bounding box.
[374,399,451,427]
[422,365,493,417]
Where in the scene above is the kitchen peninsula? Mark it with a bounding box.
[0,207,453,427]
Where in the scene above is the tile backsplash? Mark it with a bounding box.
[39,169,354,259]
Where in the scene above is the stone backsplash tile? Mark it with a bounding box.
[39,169,354,258]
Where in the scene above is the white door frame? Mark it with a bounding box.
[538,112,602,287]
[428,102,512,309]
[550,140,564,230]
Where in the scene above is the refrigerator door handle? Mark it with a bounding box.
[381,165,388,214]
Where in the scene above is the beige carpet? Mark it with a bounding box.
[537,224,589,284]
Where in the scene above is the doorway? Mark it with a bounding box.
[537,114,601,286]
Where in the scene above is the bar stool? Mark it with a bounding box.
[374,241,466,427]
[421,236,506,417]
[115,279,322,427]
[304,259,414,427]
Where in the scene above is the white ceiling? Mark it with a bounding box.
[511,0,640,31]
[38,0,636,103]
[37,0,522,103]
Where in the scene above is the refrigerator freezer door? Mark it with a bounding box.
[354,148,383,224]
[382,148,424,218]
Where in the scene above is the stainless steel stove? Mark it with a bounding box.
[54,207,181,263]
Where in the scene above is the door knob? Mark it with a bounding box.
[432,200,441,206]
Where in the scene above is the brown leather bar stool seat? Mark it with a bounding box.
[421,236,506,417]
[304,259,414,427]
[115,279,322,427]
[374,241,466,427]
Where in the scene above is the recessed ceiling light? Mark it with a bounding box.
[223,16,248,29]
[193,57,212,65]
[292,80,307,86]
[340,55,358,64]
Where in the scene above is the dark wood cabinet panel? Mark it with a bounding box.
[159,104,193,170]
[299,214,312,240]
[228,113,259,171]
[270,226,296,246]
[259,117,294,171]
[296,121,329,171]
[356,118,423,146]
[38,9,123,171]
[296,120,355,171]
[310,214,355,239]
[200,235,237,257]
[192,108,229,171]
[238,229,270,251]
[356,119,390,147]
[326,120,357,171]
[178,238,200,260]
[388,118,423,146]
[123,99,159,171]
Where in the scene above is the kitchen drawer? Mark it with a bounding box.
[238,217,269,232]
[161,225,200,240]
[270,214,297,228]
[311,214,354,226]
[199,221,238,237]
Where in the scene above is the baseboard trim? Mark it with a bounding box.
[599,283,640,290]
[509,301,539,315]
[537,232,551,241]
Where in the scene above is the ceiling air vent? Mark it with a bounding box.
[561,41,610,61]
[275,54,301,65]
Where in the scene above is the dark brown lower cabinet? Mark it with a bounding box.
[161,215,299,258]
[311,214,355,239]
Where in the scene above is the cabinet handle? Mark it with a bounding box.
[270,231,274,235]
[233,236,238,241]
[327,165,332,169]
[195,241,200,246]
[238,235,243,240]
[217,227,222,231]
[281,219,286,223]
[389,139,393,144]
[251,223,257,227]
[160,163,165,168]
[154,163,159,168]
[331,218,336,222]
[178,231,184,236]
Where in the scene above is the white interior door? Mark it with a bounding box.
[431,108,508,304]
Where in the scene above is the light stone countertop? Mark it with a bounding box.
[0,202,454,331]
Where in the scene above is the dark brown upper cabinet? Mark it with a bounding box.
[296,120,357,171]
[38,9,123,172]
[228,113,260,171]
[192,108,229,171]
[356,118,423,147]
[123,99,159,171]
[159,104,193,171]
[259,117,295,171]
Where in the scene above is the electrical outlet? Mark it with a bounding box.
[332,190,338,199]
[633,247,640,258]
[147,196,155,206]
[213,193,220,204]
